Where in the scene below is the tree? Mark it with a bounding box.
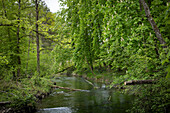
[0,0,55,78]
[35,0,40,76]
[0,0,22,78]
[16,0,21,77]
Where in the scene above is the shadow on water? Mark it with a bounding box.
[36,77,133,113]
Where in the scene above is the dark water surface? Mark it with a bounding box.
[36,77,133,113]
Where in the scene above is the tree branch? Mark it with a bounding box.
[39,48,53,52]
[33,30,46,37]
[139,0,167,48]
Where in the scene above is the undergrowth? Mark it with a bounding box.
[126,78,170,113]
[0,76,52,112]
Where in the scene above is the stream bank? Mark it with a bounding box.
[0,77,53,113]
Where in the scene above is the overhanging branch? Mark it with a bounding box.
[139,0,167,48]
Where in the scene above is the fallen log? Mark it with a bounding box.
[124,80,156,85]
[51,85,82,91]
[0,101,11,106]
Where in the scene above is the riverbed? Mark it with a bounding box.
[36,77,133,113]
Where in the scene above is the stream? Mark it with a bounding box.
[36,77,133,113]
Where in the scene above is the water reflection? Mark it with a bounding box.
[36,77,133,113]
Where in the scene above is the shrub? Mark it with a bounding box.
[127,79,170,113]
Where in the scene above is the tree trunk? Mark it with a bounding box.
[35,0,40,76]
[26,34,31,75]
[85,57,96,76]
[124,80,156,85]
[17,0,21,77]
[139,0,167,48]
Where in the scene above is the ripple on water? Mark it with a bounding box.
[38,107,72,113]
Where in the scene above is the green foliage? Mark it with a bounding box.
[56,1,170,112]
[162,48,170,79]
[0,56,8,64]
[54,0,170,81]
[0,0,56,111]
[0,76,52,111]
[0,0,57,78]
[166,65,170,78]
[127,79,170,113]
[0,0,170,112]
[11,94,36,112]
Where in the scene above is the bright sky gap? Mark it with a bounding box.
[42,0,62,13]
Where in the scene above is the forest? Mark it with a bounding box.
[0,0,169,113]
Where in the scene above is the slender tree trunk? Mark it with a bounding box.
[17,0,21,77]
[85,57,95,76]
[8,28,16,77]
[139,0,167,48]
[35,0,40,76]
[26,34,31,75]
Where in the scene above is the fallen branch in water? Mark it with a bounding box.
[84,79,95,87]
[51,85,82,91]
[124,80,156,85]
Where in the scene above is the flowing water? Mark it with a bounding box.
[36,77,133,113]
